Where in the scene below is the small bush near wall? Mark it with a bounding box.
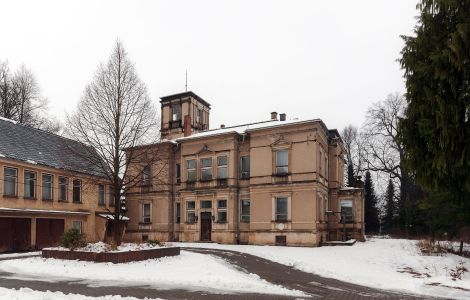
[60,229,86,250]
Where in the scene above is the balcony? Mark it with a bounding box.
[273,172,290,184]
[169,120,182,129]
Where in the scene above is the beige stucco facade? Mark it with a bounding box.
[124,91,364,246]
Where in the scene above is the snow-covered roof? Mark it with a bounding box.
[0,207,91,216]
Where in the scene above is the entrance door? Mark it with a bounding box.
[36,218,64,249]
[0,218,31,252]
[200,212,212,241]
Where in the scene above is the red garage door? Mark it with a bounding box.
[0,218,31,252]
[36,218,64,249]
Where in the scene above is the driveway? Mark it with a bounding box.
[0,247,432,299]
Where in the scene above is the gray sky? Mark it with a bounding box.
[0,0,418,131]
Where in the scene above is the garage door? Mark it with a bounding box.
[36,218,64,249]
[0,218,31,252]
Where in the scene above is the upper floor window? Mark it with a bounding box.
[142,203,151,223]
[72,179,82,203]
[175,202,181,224]
[24,170,37,199]
[240,156,250,179]
[201,200,212,209]
[42,174,53,200]
[58,176,68,201]
[109,185,115,207]
[275,197,288,221]
[175,163,181,183]
[187,159,196,182]
[172,103,181,121]
[200,158,212,181]
[186,201,196,223]
[142,165,151,186]
[275,150,288,175]
[3,167,17,196]
[98,184,105,206]
[340,200,353,223]
[241,199,250,222]
[217,156,228,179]
[217,200,227,222]
[197,108,203,124]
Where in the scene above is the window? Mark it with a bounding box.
[175,202,181,224]
[240,156,250,179]
[187,159,196,182]
[275,150,288,175]
[108,185,115,207]
[175,164,181,183]
[142,165,151,186]
[217,156,228,179]
[42,174,53,200]
[24,170,36,198]
[319,150,323,174]
[201,200,212,209]
[275,197,288,221]
[3,167,17,196]
[217,200,227,222]
[200,158,212,181]
[197,108,203,124]
[72,179,81,203]
[186,201,196,223]
[340,200,353,223]
[172,103,181,121]
[72,221,82,234]
[241,200,250,222]
[98,184,105,205]
[58,177,68,201]
[142,203,151,223]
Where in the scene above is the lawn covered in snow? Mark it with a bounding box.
[0,250,304,297]
[172,238,470,299]
[46,242,162,253]
[0,287,162,300]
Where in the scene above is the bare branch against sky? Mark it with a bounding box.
[0,0,418,130]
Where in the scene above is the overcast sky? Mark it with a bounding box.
[0,0,418,131]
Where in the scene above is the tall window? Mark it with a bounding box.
[98,184,105,205]
[24,170,36,198]
[109,185,115,207]
[275,197,288,221]
[217,200,227,222]
[3,167,17,196]
[142,203,151,223]
[241,200,250,222]
[340,200,353,223]
[58,177,68,201]
[240,156,250,179]
[142,165,151,186]
[275,150,288,175]
[175,164,181,183]
[72,179,81,203]
[217,156,228,179]
[72,221,82,234]
[172,103,181,121]
[186,201,196,223]
[200,158,212,181]
[187,159,196,182]
[197,108,203,124]
[42,174,53,200]
[175,202,181,224]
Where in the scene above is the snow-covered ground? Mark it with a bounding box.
[0,252,40,259]
[0,250,305,297]
[0,287,162,300]
[171,239,470,299]
[46,242,162,253]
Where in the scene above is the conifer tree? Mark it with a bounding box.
[364,171,380,234]
[383,179,395,234]
[347,163,355,187]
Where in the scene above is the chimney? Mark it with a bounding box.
[271,112,278,120]
[184,115,192,137]
[280,113,286,121]
[220,124,226,128]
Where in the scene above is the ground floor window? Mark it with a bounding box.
[186,201,196,223]
[340,200,353,223]
[201,200,212,209]
[142,203,152,223]
[217,200,227,222]
[241,199,250,222]
[72,220,82,234]
[275,197,288,221]
[175,202,181,224]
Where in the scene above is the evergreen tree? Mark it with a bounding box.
[383,179,395,234]
[364,171,380,234]
[347,163,355,187]
[400,0,470,236]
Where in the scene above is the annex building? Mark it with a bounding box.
[124,91,364,246]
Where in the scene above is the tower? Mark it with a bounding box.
[160,91,211,140]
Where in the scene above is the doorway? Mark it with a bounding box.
[200,212,212,241]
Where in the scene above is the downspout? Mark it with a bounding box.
[235,134,243,244]
[169,142,180,241]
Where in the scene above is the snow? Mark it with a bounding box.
[0,252,40,259]
[0,287,162,300]
[0,116,17,124]
[0,250,306,297]
[46,242,162,253]
[26,159,37,165]
[171,239,470,299]
[0,207,91,216]
[98,214,130,221]
[0,153,5,158]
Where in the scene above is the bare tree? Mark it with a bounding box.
[66,41,160,245]
[0,60,18,119]
[341,124,365,186]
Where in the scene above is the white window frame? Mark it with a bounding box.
[217,199,227,223]
[200,157,212,181]
[58,176,68,201]
[187,159,196,182]
[172,103,181,121]
[240,156,250,179]
[186,200,196,224]
[274,197,289,222]
[42,173,53,200]
[24,170,37,199]
[72,179,82,203]
[142,165,151,186]
[275,149,289,175]
[340,199,353,223]
[217,155,228,179]
[3,167,18,197]
[72,220,82,234]
[142,203,152,224]
[240,199,250,222]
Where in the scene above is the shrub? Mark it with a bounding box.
[60,228,86,250]
[147,239,161,247]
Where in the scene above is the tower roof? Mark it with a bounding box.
[160,91,211,108]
